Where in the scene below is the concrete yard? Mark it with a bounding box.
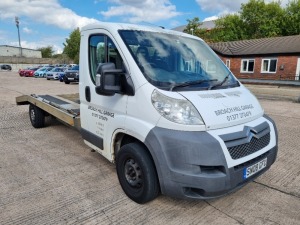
[0,71,300,225]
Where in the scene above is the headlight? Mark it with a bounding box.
[151,89,204,125]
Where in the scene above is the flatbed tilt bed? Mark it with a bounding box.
[16,93,81,129]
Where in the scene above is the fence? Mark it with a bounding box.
[279,75,300,81]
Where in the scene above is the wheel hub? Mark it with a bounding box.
[124,158,143,188]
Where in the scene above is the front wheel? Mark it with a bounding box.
[116,143,159,204]
[29,104,45,128]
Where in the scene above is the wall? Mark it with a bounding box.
[0,56,71,72]
[218,55,299,80]
[0,46,42,58]
[0,56,63,64]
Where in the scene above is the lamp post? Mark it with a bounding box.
[190,28,194,35]
[15,16,22,57]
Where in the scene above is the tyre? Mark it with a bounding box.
[29,104,45,128]
[116,142,159,204]
[47,78,50,80]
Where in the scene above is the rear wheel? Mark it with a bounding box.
[116,142,159,204]
[29,104,45,128]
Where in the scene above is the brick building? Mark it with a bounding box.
[209,35,300,80]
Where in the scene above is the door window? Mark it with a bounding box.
[89,35,123,83]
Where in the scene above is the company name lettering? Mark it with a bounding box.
[88,105,114,118]
[214,104,254,116]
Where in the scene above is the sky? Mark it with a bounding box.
[0,0,290,54]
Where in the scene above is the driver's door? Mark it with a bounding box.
[80,30,127,161]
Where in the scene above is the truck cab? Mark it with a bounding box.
[78,22,278,203]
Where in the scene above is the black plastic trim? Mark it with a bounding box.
[81,128,103,150]
[143,121,278,200]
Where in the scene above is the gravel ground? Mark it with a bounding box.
[0,71,300,225]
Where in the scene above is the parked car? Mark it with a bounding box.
[59,72,66,82]
[64,65,79,84]
[34,66,54,78]
[19,67,30,76]
[46,67,66,80]
[20,67,33,77]
[68,64,77,68]
[1,64,12,71]
[24,68,39,77]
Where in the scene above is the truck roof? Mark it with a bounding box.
[81,22,201,40]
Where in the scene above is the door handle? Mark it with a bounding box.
[85,86,91,102]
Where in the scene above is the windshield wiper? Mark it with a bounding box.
[208,72,231,90]
[170,79,217,91]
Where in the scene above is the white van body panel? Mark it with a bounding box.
[179,86,264,130]
[124,83,161,142]
[78,22,278,201]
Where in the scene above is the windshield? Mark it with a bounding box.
[53,68,63,72]
[71,65,79,70]
[119,30,238,91]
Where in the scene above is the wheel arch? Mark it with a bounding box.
[112,131,162,192]
[113,132,148,161]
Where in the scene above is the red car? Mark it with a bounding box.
[24,67,39,77]
[19,67,30,77]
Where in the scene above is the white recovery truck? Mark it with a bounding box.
[16,22,278,204]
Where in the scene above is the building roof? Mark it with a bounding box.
[172,20,216,32]
[209,35,300,56]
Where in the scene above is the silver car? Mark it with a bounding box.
[46,67,66,80]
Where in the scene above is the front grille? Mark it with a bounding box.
[234,151,269,171]
[228,133,270,159]
[220,122,271,160]
[66,72,76,78]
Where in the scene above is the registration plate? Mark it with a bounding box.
[243,158,267,179]
[68,78,74,81]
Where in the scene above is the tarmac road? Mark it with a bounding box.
[0,72,300,225]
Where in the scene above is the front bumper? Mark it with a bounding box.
[65,72,79,82]
[144,115,278,200]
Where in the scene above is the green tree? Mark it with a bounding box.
[183,17,204,35]
[37,46,54,58]
[52,53,71,64]
[183,17,213,42]
[240,0,284,38]
[212,14,246,42]
[283,0,300,35]
[63,28,80,64]
[189,0,291,42]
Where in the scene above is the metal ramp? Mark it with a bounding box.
[16,94,81,129]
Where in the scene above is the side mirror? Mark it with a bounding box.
[95,63,125,96]
[95,62,135,96]
[95,70,124,96]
